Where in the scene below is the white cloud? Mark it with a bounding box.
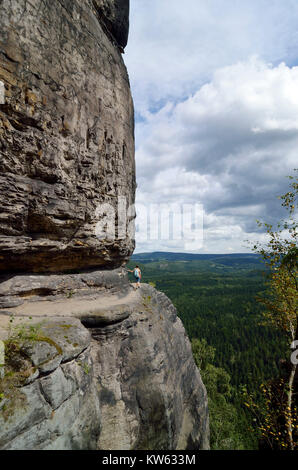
[133,58,298,253]
[125,0,298,116]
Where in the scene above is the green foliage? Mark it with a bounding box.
[5,319,62,358]
[191,338,215,371]
[5,320,43,349]
[252,172,297,340]
[203,363,232,399]
[191,338,256,450]
[145,267,287,390]
[0,319,66,421]
[250,171,298,450]
[77,360,90,375]
[0,320,43,421]
[128,253,290,449]
[242,377,298,450]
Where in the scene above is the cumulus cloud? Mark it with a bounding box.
[132,58,298,253]
[125,0,298,116]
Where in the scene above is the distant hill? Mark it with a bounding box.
[132,251,261,263]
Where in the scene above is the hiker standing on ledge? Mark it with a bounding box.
[128,265,142,289]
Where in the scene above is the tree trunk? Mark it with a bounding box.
[287,359,297,450]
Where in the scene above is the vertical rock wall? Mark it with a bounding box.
[0,0,135,273]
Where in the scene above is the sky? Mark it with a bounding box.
[124,0,298,254]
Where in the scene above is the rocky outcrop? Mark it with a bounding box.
[92,0,130,49]
[0,275,209,450]
[0,0,135,273]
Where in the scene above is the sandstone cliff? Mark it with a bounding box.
[0,0,210,450]
[0,272,209,450]
[0,0,135,273]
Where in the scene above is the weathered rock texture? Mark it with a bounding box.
[0,278,209,450]
[0,0,135,273]
[92,0,130,49]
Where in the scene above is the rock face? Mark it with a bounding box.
[0,277,209,450]
[0,0,135,273]
[92,0,130,49]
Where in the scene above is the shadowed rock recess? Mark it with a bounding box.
[0,0,209,450]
